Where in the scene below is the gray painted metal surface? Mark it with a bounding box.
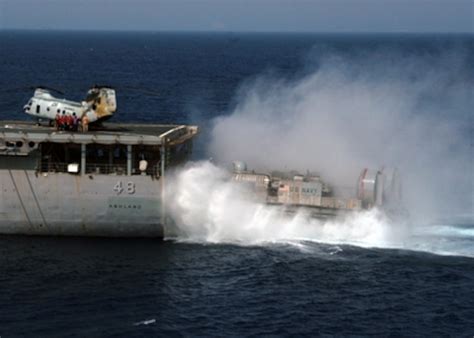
[0,170,164,237]
[0,121,198,146]
[0,120,199,238]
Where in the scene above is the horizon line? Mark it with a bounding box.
[1,28,473,35]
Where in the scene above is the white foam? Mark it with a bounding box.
[165,162,473,258]
[133,319,156,326]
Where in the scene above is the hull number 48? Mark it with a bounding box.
[113,181,136,195]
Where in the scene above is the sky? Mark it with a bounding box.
[0,0,472,33]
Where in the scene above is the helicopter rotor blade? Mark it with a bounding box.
[0,86,64,95]
[88,84,159,97]
[37,86,64,95]
[90,84,114,89]
[2,84,158,98]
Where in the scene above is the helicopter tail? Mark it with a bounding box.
[84,86,117,123]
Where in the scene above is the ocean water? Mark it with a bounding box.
[0,31,473,336]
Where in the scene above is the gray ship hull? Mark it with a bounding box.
[0,170,164,237]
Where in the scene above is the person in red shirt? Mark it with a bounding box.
[58,112,66,131]
[65,114,73,131]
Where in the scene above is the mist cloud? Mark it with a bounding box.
[208,47,473,219]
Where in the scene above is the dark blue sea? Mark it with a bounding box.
[0,31,473,336]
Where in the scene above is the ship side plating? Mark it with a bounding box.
[0,121,198,237]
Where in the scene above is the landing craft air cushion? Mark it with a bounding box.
[231,161,406,220]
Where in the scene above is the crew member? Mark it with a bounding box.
[82,115,89,133]
[55,112,60,131]
[65,113,73,131]
[72,113,79,131]
[59,111,66,131]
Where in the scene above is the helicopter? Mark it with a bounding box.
[23,85,117,126]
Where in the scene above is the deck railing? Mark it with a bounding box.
[86,163,127,175]
[39,161,160,176]
[39,162,68,173]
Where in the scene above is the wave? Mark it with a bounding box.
[423,224,474,238]
[165,162,474,258]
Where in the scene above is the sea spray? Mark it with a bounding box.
[166,161,473,257]
[166,161,404,247]
[208,48,473,221]
[166,48,473,256]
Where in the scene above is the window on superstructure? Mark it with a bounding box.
[36,105,40,114]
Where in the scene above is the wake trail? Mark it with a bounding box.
[165,162,474,258]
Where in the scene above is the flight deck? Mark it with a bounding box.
[0,120,198,146]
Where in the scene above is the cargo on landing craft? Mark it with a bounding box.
[231,161,407,220]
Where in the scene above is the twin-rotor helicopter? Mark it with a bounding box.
[23,85,117,127]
